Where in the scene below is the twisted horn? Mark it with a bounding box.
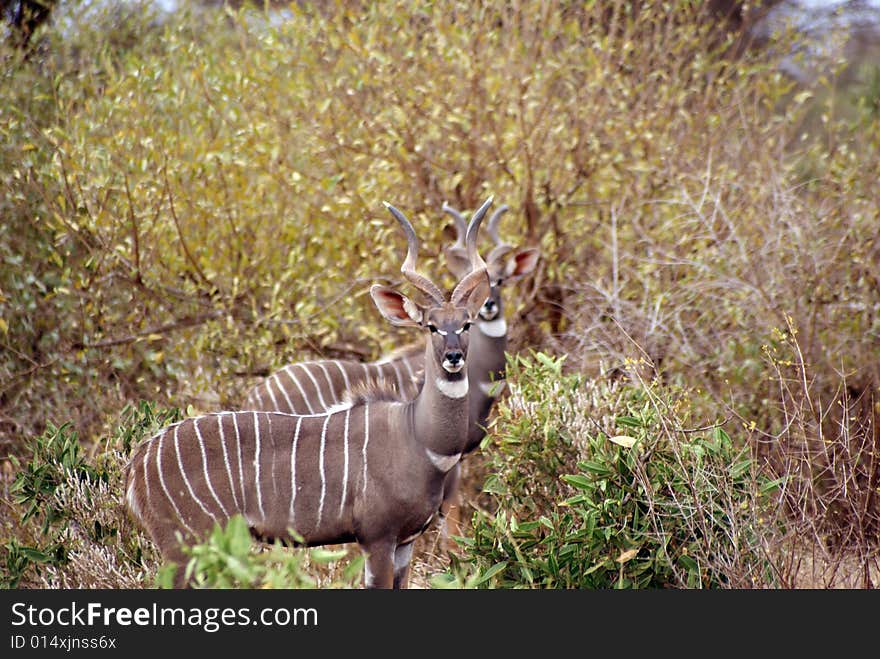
[383,201,446,304]
[441,201,468,251]
[486,204,514,262]
[485,204,510,246]
[451,196,493,304]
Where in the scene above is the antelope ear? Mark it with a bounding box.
[370,285,424,327]
[443,246,471,279]
[504,247,540,280]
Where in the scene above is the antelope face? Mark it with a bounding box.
[479,265,506,322]
[376,196,493,387]
[424,305,476,375]
[370,276,489,381]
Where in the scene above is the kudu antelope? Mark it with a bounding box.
[440,201,540,453]
[124,199,492,589]
[243,203,538,432]
[243,201,539,536]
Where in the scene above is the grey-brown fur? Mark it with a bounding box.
[124,199,493,589]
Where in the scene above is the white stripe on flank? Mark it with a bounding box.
[264,375,281,412]
[126,471,139,519]
[301,363,328,410]
[216,414,241,510]
[361,362,370,385]
[339,407,351,518]
[334,360,351,393]
[316,413,331,528]
[195,417,230,517]
[388,361,405,394]
[478,317,507,337]
[436,375,469,399]
[361,404,370,496]
[401,358,417,390]
[273,371,297,414]
[286,366,316,414]
[266,413,277,500]
[156,430,197,535]
[289,416,303,524]
[316,362,338,403]
[141,442,152,518]
[175,424,218,523]
[250,386,263,409]
[253,412,266,521]
[233,413,247,512]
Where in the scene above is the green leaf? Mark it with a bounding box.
[561,474,592,490]
[474,561,509,586]
[615,416,643,429]
[309,548,349,564]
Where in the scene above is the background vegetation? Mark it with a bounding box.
[1,0,877,588]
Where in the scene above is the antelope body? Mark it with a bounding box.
[244,201,539,456]
[125,199,493,588]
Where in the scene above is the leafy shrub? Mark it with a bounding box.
[159,515,362,589]
[457,352,780,588]
[1,402,181,588]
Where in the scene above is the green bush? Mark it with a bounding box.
[1,402,181,588]
[457,352,780,588]
[160,515,362,589]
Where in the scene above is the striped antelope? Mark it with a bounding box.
[243,201,539,534]
[440,201,540,453]
[124,198,493,588]
[245,201,538,446]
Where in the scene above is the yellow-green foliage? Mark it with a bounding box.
[2,1,879,587]
[159,515,362,589]
[458,352,776,589]
[6,0,837,442]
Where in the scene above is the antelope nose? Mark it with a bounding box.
[445,350,463,365]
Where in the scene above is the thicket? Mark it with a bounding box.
[1,1,878,587]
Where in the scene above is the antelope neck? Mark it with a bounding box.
[478,317,507,338]
[469,317,508,380]
[409,342,470,461]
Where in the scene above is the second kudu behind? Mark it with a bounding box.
[124,199,493,588]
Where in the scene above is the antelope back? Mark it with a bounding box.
[243,343,424,415]
[126,405,403,564]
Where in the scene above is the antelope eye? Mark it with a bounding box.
[427,324,438,334]
[493,278,503,287]
[462,321,472,332]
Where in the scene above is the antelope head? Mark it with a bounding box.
[442,201,539,333]
[371,198,493,388]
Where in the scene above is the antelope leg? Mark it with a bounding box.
[363,540,395,589]
[392,541,415,589]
